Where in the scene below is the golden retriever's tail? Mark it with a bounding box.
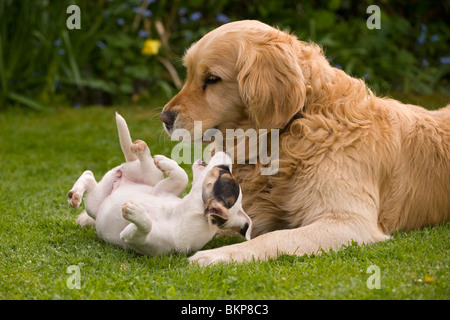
[115,112,138,162]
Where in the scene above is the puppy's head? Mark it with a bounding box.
[160,20,307,135]
[191,152,252,240]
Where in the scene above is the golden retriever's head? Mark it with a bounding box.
[161,20,308,136]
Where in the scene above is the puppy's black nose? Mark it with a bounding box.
[160,110,176,131]
[240,223,249,237]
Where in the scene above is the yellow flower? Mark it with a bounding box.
[142,39,161,56]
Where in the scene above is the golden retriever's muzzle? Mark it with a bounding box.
[160,110,177,133]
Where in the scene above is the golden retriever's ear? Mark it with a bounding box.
[237,33,306,129]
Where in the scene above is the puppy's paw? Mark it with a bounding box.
[68,190,82,209]
[122,200,144,222]
[122,201,151,232]
[130,140,149,157]
[153,155,178,175]
[122,200,139,220]
[76,211,95,227]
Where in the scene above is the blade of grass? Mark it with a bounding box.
[7,92,52,111]
[61,30,82,87]
[0,34,6,107]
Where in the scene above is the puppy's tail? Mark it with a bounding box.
[116,112,138,162]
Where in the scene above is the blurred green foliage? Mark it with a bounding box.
[0,0,449,110]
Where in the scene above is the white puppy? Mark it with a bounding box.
[68,113,252,255]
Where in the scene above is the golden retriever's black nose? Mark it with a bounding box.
[160,111,176,131]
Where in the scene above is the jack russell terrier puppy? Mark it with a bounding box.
[68,113,252,255]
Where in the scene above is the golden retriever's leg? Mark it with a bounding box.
[189,217,389,266]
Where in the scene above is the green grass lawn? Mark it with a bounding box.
[0,102,449,300]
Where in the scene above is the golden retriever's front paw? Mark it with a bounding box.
[189,245,251,266]
[189,250,229,266]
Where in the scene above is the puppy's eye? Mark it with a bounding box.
[202,76,221,90]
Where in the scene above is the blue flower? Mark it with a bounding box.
[417,34,426,45]
[216,13,230,24]
[178,7,187,16]
[417,23,427,45]
[96,41,106,49]
[422,59,429,67]
[138,29,148,38]
[430,34,439,42]
[440,57,450,65]
[363,72,370,80]
[117,18,125,26]
[134,7,152,17]
[53,39,62,46]
[58,48,66,55]
[334,64,342,70]
[184,31,193,41]
[417,35,426,45]
[190,12,202,21]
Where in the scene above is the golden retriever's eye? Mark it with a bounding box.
[202,76,221,91]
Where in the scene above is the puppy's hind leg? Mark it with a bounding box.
[76,210,96,227]
[68,171,97,209]
[131,140,164,185]
[120,201,152,250]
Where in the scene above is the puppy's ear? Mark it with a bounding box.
[205,199,229,231]
[237,32,306,129]
[237,208,252,241]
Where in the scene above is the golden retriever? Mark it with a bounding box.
[160,20,450,265]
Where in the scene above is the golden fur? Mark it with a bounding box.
[162,20,450,265]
